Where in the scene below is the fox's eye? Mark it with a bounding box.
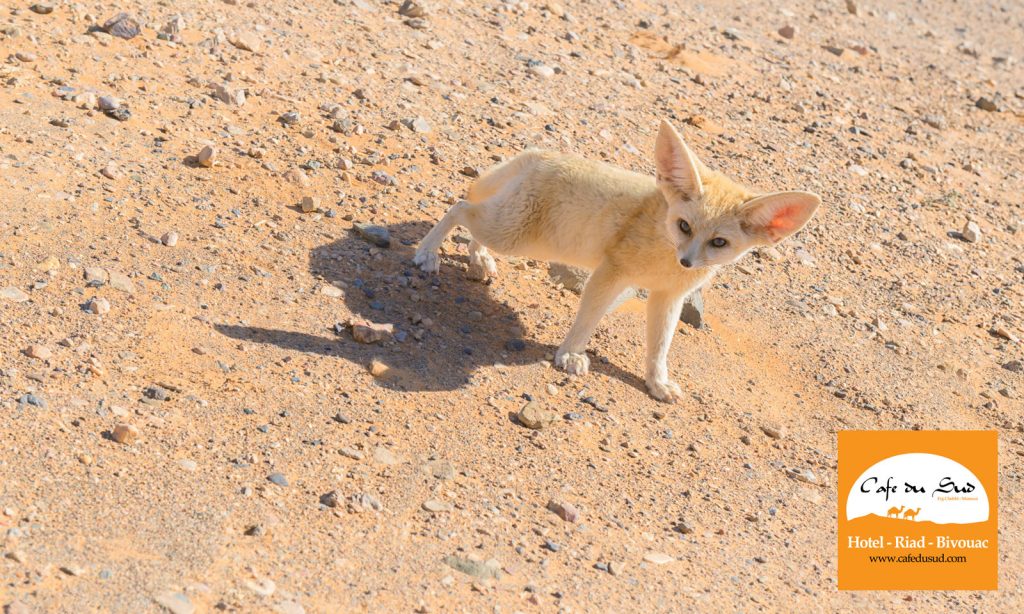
[678,219,691,235]
[710,237,728,248]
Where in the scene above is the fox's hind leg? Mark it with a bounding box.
[467,239,498,281]
[414,200,473,273]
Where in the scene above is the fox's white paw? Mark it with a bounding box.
[467,253,498,282]
[555,351,590,376]
[646,378,683,403]
[413,248,440,273]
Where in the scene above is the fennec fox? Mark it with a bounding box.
[414,120,821,402]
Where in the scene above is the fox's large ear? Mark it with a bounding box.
[742,191,821,244]
[654,119,703,197]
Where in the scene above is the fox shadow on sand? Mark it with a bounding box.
[215,221,645,394]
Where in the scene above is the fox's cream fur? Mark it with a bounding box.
[415,120,821,401]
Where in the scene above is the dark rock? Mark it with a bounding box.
[353,223,390,248]
[679,290,704,329]
[144,385,170,401]
[976,96,1000,112]
[18,394,47,409]
[104,107,131,122]
[102,13,141,40]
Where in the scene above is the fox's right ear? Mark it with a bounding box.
[654,119,703,198]
[741,191,821,245]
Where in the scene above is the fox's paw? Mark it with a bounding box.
[646,378,683,403]
[555,351,590,376]
[467,253,498,282]
[413,248,440,274]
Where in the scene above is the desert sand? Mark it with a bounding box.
[1,0,1022,612]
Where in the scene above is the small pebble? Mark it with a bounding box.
[422,499,452,512]
[643,552,674,565]
[197,145,216,168]
[97,96,120,111]
[962,220,981,243]
[518,401,558,430]
[111,423,139,445]
[546,499,579,522]
[25,345,52,360]
[301,196,320,213]
[85,297,110,315]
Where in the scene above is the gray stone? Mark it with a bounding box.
[1,287,29,302]
[787,467,818,484]
[102,13,141,40]
[679,290,704,329]
[97,96,120,111]
[353,223,390,248]
[347,493,383,513]
[722,28,742,41]
[105,108,131,122]
[85,297,110,314]
[210,82,246,106]
[196,145,216,168]
[267,473,289,487]
[548,263,588,293]
[962,220,981,242]
[530,64,555,79]
[517,401,558,430]
[443,556,503,580]
[405,117,431,133]
[547,499,579,522]
[145,385,170,401]
[18,394,47,409]
[108,271,135,293]
[422,499,452,512]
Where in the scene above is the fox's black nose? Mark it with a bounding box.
[679,258,692,268]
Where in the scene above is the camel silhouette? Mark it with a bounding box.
[887,505,905,518]
[902,507,921,521]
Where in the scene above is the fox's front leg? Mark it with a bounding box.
[555,264,628,376]
[644,290,688,402]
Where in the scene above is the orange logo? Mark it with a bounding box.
[838,431,997,590]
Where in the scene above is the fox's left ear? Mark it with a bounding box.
[742,191,821,245]
[654,119,703,198]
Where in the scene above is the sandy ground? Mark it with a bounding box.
[1,0,1022,612]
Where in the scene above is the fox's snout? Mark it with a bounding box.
[678,257,693,269]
